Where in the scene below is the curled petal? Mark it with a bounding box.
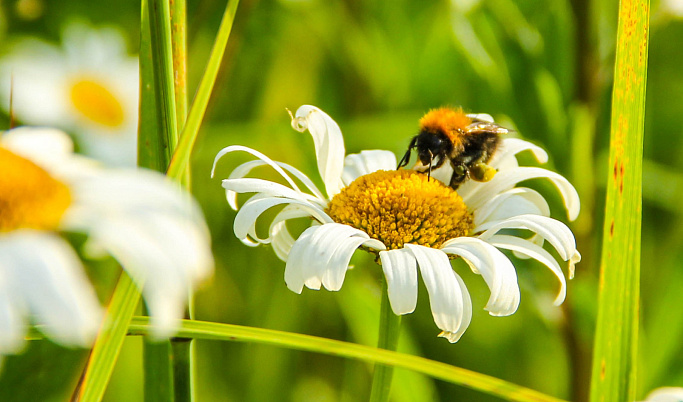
[342,150,397,185]
[477,214,578,263]
[284,223,383,293]
[234,197,332,244]
[0,231,102,351]
[222,159,326,209]
[379,248,418,315]
[212,145,305,201]
[441,237,520,316]
[291,105,346,198]
[222,178,325,209]
[488,234,567,305]
[462,166,580,221]
[269,206,313,261]
[404,244,472,342]
[491,138,549,166]
[474,187,551,227]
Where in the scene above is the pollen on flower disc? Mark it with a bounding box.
[0,147,71,232]
[326,170,473,250]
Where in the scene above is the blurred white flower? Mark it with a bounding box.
[0,127,213,357]
[644,387,683,402]
[0,22,139,166]
[213,105,580,343]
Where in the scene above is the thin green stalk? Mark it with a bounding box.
[125,317,566,402]
[166,0,240,181]
[369,280,401,402]
[148,0,179,157]
[589,0,649,400]
[168,0,193,400]
[78,274,141,402]
[143,340,175,402]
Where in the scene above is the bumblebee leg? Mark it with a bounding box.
[449,164,468,189]
[397,137,418,169]
[469,162,497,182]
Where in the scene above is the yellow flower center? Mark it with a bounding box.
[0,147,72,232]
[70,79,125,128]
[326,170,473,250]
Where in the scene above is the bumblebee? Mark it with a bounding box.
[397,106,509,189]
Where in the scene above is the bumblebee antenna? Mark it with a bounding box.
[427,150,433,181]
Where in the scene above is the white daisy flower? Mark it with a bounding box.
[0,22,139,166]
[212,105,580,343]
[644,387,683,402]
[0,127,213,357]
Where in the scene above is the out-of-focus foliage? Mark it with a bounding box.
[0,0,681,401]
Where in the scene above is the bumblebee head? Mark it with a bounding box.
[397,129,453,170]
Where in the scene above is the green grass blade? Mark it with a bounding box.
[171,0,187,130]
[589,0,650,400]
[78,274,141,402]
[166,0,240,181]
[127,317,566,402]
[138,0,165,172]
[143,340,174,402]
[148,0,179,158]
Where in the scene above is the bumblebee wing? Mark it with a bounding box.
[466,122,509,135]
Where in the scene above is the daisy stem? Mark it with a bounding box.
[369,279,401,402]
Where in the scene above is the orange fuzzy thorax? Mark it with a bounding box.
[419,107,472,147]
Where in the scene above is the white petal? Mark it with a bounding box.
[490,138,549,167]
[0,231,102,350]
[222,178,325,209]
[404,244,472,342]
[269,206,313,261]
[62,170,214,338]
[342,150,397,185]
[462,166,580,221]
[222,159,326,208]
[1,127,74,160]
[644,387,683,402]
[441,237,520,316]
[488,234,567,305]
[474,187,551,228]
[379,249,418,315]
[466,113,494,123]
[477,214,578,263]
[285,223,375,291]
[291,105,346,197]
[83,216,193,338]
[212,145,306,199]
[233,197,332,244]
[284,224,376,293]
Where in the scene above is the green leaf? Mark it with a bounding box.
[166,0,240,182]
[589,0,650,400]
[78,274,141,402]
[128,317,566,402]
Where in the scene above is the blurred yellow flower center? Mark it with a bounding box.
[0,148,71,232]
[70,79,125,128]
[326,170,473,250]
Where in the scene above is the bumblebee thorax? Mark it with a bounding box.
[419,107,472,147]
